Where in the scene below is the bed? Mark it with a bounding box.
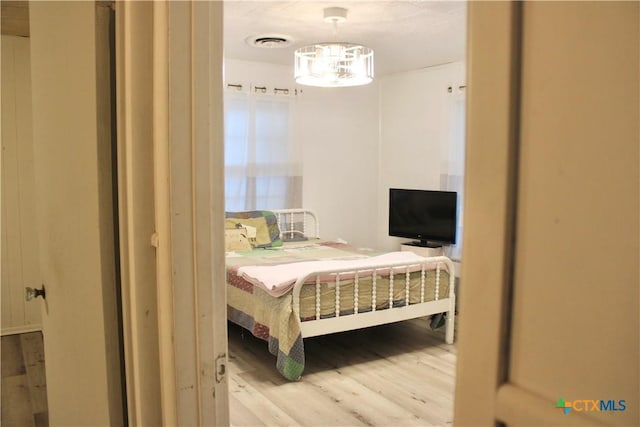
[225,208,456,381]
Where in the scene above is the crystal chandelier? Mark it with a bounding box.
[294,8,374,88]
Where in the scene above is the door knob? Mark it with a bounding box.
[25,285,46,301]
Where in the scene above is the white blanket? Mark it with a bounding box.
[237,251,428,297]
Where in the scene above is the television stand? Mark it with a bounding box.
[409,240,442,248]
[400,243,444,258]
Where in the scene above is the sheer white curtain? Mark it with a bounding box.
[224,91,302,211]
[441,89,466,260]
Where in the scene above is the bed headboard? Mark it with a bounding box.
[272,209,320,240]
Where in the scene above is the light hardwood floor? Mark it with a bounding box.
[1,331,48,427]
[1,321,454,427]
[228,317,456,427]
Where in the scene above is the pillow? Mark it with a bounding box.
[224,210,282,248]
[224,228,252,252]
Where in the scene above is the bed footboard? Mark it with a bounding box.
[291,256,456,344]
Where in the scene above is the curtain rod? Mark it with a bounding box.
[225,83,302,96]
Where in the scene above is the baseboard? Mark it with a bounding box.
[1,324,43,336]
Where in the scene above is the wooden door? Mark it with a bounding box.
[455,2,639,425]
[28,2,124,425]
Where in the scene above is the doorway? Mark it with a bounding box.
[221,2,467,425]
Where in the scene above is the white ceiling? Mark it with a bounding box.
[223,1,467,76]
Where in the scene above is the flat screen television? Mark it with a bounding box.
[388,188,458,247]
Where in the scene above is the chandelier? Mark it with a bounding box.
[294,7,374,88]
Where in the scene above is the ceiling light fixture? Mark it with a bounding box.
[294,7,374,88]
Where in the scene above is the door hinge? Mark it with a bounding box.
[215,353,227,383]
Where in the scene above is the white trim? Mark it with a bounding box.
[153,1,178,424]
[116,2,168,424]
[117,3,229,424]
[1,325,42,336]
[167,2,229,425]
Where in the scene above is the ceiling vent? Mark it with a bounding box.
[246,34,293,49]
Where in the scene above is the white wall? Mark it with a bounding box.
[376,62,465,252]
[223,59,465,251]
[297,84,380,248]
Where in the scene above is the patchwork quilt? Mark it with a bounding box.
[225,240,450,381]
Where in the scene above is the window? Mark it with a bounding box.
[224,90,302,211]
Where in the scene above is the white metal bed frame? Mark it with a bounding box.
[273,208,321,240]
[272,209,455,344]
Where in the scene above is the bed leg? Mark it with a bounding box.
[445,310,455,344]
[445,296,456,344]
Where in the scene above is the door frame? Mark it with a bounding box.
[453,2,521,424]
[116,1,229,425]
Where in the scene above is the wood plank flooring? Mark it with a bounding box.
[228,317,456,427]
[1,331,48,427]
[1,322,455,427]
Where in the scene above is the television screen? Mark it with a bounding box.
[388,188,457,247]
